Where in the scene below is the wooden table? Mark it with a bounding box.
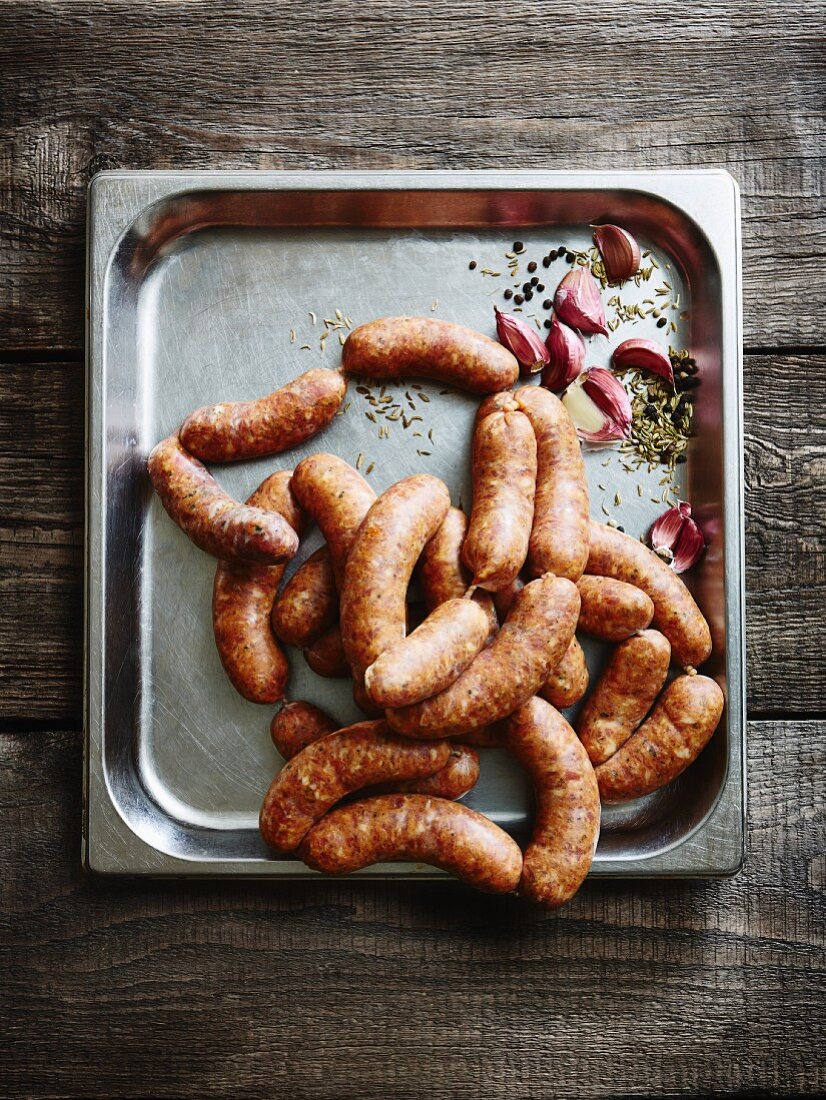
[2,4,824,1096]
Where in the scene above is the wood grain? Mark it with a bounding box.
[1,354,822,722]
[1,1,824,351]
[0,720,823,1098]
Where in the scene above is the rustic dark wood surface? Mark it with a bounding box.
[1,2,824,1097]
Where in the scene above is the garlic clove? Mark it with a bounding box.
[553,266,609,336]
[494,307,550,373]
[591,224,642,282]
[562,367,631,442]
[543,311,585,391]
[612,337,675,386]
[650,501,706,573]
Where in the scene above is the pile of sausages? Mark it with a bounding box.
[148,315,724,909]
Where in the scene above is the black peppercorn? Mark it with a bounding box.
[656,317,667,328]
[513,240,524,252]
[543,299,552,310]
[565,251,575,262]
[536,283,545,292]
[468,260,477,270]
[514,294,524,305]
[544,319,552,329]
[524,290,533,301]
[527,261,537,273]
[676,454,687,464]
[530,276,539,287]
[617,525,625,533]
[522,282,531,292]
[503,288,513,300]
[542,255,552,268]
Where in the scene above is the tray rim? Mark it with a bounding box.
[84,168,745,880]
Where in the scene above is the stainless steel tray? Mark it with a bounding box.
[84,170,745,878]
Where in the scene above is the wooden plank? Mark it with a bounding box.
[0,720,823,1098]
[0,1,824,351]
[1,353,822,722]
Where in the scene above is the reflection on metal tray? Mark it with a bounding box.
[84,170,745,878]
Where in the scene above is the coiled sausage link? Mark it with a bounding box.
[298,794,523,893]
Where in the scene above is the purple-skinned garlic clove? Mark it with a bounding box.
[494,307,550,373]
[543,312,585,391]
[553,266,609,336]
[612,337,675,386]
[650,501,706,573]
[591,223,642,282]
[562,367,631,442]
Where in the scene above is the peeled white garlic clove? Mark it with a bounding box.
[612,337,675,386]
[495,307,550,372]
[554,266,609,336]
[562,367,631,442]
[650,501,706,573]
[543,311,585,391]
[592,224,642,282]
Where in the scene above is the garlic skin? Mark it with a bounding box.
[592,223,642,282]
[494,307,550,373]
[650,501,706,573]
[543,311,585,391]
[612,337,675,386]
[553,266,609,336]
[562,367,631,442]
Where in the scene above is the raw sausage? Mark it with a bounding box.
[369,746,480,800]
[595,673,725,801]
[259,722,452,852]
[492,576,524,623]
[340,475,451,676]
[514,386,589,582]
[270,706,478,800]
[386,574,580,737]
[576,629,671,765]
[419,506,498,634]
[503,697,600,908]
[341,316,519,394]
[462,403,537,591]
[271,545,338,648]
[298,793,523,893]
[212,471,308,703]
[364,598,490,708]
[148,434,299,563]
[586,520,712,668]
[304,624,350,678]
[180,368,346,462]
[539,637,589,709]
[290,453,376,588]
[270,700,338,760]
[577,574,654,641]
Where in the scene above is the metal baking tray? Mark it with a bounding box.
[84,170,745,878]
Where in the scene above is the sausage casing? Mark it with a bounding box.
[270,706,478,800]
[340,474,451,676]
[270,700,338,760]
[386,574,580,737]
[595,674,725,801]
[298,793,523,893]
[419,506,498,635]
[514,386,589,582]
[212,471,308,703]
[539,636,589,709]
[503,697,600,909]
[259,722,452,852]
[462,406,537,591]
[586,520,712,668]
[290,453,376,588]
[577,574,655,641]
[342,316,519,394]
[304,624,350,678]
[271,545,338,648]
[180,368,346,463]
[148,434,299,563]
[576,629,671,765]
[364,598,490,708]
